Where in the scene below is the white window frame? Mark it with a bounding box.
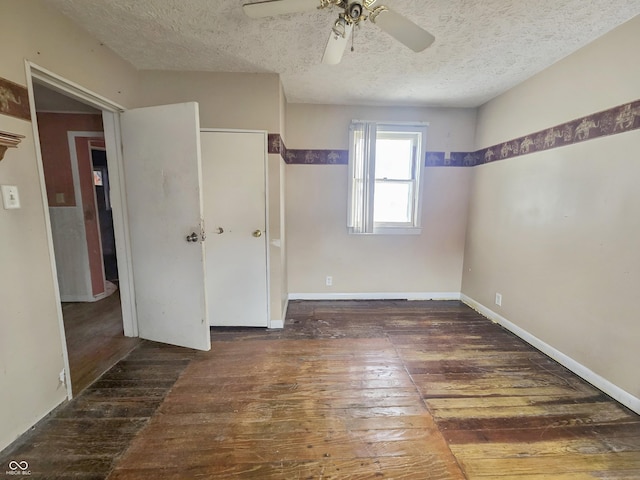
[347,120,427,235]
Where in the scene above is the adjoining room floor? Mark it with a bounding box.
[2,301,639,479]
[62,288,140,395]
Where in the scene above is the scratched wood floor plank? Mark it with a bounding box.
[110,332,463,478]
[459,452,640,477]
[108,455,465,480]
[448,437,640,459]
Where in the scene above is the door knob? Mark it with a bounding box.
[186,232,199,242]
[252,229,262,238]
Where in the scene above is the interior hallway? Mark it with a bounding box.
[2,301,639,478]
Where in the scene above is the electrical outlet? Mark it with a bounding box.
[59,369,66,385]
[326,276,333,286]
[495,293,502,307]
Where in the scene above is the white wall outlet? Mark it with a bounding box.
[326,276,333,286]
[495,293,502,307]
[58,369,66,385]
[1,185,21,209]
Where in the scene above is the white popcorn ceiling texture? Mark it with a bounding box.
[44,0,640,107]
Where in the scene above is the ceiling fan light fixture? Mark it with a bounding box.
[332,17,348,37]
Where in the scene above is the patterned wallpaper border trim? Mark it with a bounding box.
[268,134,349,165]
[468,98,640,166]
[269,99,640,166]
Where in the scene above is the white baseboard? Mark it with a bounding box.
[288,292,461,301]
[268,298,289,329]
[461,294,640,415]
[269,319,284,329]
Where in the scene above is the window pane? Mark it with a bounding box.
[375,138,413,180]
[373,181,413,223]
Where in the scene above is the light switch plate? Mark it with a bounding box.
[1,185,21,209]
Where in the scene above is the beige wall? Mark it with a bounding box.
[0,0,138,452]
[134,71,282,133]
[278,84,289,313]
[463,16,640,399]
[268,82,289,321]
[267,152,287,322]
[286,104,475,295]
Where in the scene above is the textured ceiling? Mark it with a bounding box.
[44,0,640,107]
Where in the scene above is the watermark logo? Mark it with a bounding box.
[6,461,31,476]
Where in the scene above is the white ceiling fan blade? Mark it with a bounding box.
[322,21,354,65]
[370,7,435,52]
[242,0,319,18]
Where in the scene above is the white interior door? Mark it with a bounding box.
[121,102,210,351]
[201,130,269,327]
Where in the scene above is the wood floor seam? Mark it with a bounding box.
[387,331,470,479]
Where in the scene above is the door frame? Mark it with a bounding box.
[25,61,138,399]
[200,128,271,327]
[88,142,113,293]
[61,131,106,302]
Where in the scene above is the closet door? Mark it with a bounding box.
[201,130,269,327]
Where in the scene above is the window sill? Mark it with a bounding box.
[348,227,422,235]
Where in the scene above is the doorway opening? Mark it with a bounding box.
[91,146,119,284]
[30,73,138,396]
[27,64,213,399]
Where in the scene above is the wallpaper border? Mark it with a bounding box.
[268,134,348,165]
[468,98,640,167]
[270,99,640,166]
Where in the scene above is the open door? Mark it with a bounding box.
[121,102,210,351]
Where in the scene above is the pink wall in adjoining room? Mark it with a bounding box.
[37,113,105,296]
[37,112,103,206]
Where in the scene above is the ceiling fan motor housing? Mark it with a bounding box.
[346,0,363,21]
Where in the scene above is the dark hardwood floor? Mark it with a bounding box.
[0,342,197,479]
[62,289,140,395]
[2,300,639,479]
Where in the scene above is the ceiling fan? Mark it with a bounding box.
[242,0,435,65]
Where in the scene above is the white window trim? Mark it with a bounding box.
[347,120,428,235]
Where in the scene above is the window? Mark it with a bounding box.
[348,121,427,234]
